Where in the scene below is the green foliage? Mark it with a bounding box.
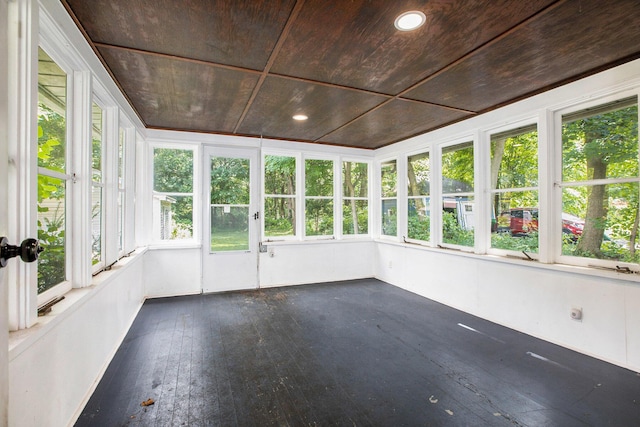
[442,143,473,190]
[442,211,474,247]
[491,232,538,253]
[343,200,368,235]
[153,148,193,193]
[305,200,333,236]
[210,157,250,204]
[408,214,430,241]
[381,161,397,197]
[265,155,295,194]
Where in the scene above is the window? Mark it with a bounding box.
[264,155,296,239]
[152,147,195,240]
[91,102,104,268]
[560,96,639,266]
[37,47,68,294]
[407,152,430,242]
[489,125,538,254]
[380,159,397,237]
[305,159,334,237]
[342,161,368,235]
[117,127,125,255]
[441,142,474,248]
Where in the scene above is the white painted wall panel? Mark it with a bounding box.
[376,242,640,371]
[8,254,144,427]
[260,241,375,288]
[144,248,202,297]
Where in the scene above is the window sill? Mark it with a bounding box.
[375,239,640,284]
[8,247,147,360]
[262,236,374,246]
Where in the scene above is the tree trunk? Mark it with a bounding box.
[490,137,506,216]
[575,157,607,257]
[407,159,424,212]
[344,162,359,234]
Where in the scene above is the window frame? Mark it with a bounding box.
[149,142,200,246]
[262,150,301,241]
[405,149,432,245]
[485,121,540,259]
[554,91,640,270]
[341,158,371,238]
[303,155,338,240]
[438,138,476,251]
[379,157,399,239]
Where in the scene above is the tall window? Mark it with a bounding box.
[117,127,125,255]
[264,155,296,238]
[37,47,68,293]
[407,152,430,242]
[342,161,368,235]
[380,159,397,237]
[153,147,194,240]
[490,126,538,254]
[441,142,474,247]
[305,159,334,237]
[91,102,104,267]
[560,97,639,265]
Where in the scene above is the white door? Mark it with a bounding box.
[202,147,259,293]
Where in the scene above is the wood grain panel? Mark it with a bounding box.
[405,0,640,112]
[237,76,389,143]
[99,46,260,132]
[65,0,295,70]
[321,100,472,149]
[271,0,556,95]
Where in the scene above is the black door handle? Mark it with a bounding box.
[0,237,44,268]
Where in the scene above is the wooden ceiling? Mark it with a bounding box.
[61,0,640,149]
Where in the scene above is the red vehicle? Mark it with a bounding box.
[497,208,584,238]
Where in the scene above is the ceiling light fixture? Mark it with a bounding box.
[394,11,426,31]
[292,114,308,121]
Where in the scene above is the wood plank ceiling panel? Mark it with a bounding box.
[322,100,473,149]
[98,46,261,132]
[237,76,390,143]
[64,0,295,70]
[405,0,640,112]
[271,0,557,95]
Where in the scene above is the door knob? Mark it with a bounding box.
[0,237,44,268]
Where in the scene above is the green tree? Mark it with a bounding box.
[563,104,638,258]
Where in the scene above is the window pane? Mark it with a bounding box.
[306,199,333,236]
[442,196,474,247]
[562,183,640,262]
[211,157,250,204]
[381,199,397,236]
[442,143,474,193]
[343,162,367,197]
[118,128,125,188]
[37,175,66,293]
[381,160,397,197]
[408,198,430,242]
[37,47,66,173]
[265,155,295,195]
[91,185,102,265]
[265,197,295,237]
[154,195,193,240]
[343,200,368,235]
[491,128,538,190]
[562,98,638,182]
[491,191,539,253]
[92,103,103,182]
[211,206,249,252]
[305,159,333,197]
[118,191,124,252]
[408,152,429,196]
[153,148,194,193]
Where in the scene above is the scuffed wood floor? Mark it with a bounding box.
[76,278,640,426]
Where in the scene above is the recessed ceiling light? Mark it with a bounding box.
[394,11,426,31]
[292,114,308,121]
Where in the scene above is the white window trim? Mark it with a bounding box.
[148,141,200,247]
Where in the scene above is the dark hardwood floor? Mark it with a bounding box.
[76,278,640,426]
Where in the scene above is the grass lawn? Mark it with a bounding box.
[210,229,249,252]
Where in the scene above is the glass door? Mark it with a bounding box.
[202,147,259,292]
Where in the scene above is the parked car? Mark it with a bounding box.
[497,208,584,238]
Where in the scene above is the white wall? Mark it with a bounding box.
[260,241,375,288]
[144,247,202,297]
[8,252,145,427]
[376,242,640,371]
